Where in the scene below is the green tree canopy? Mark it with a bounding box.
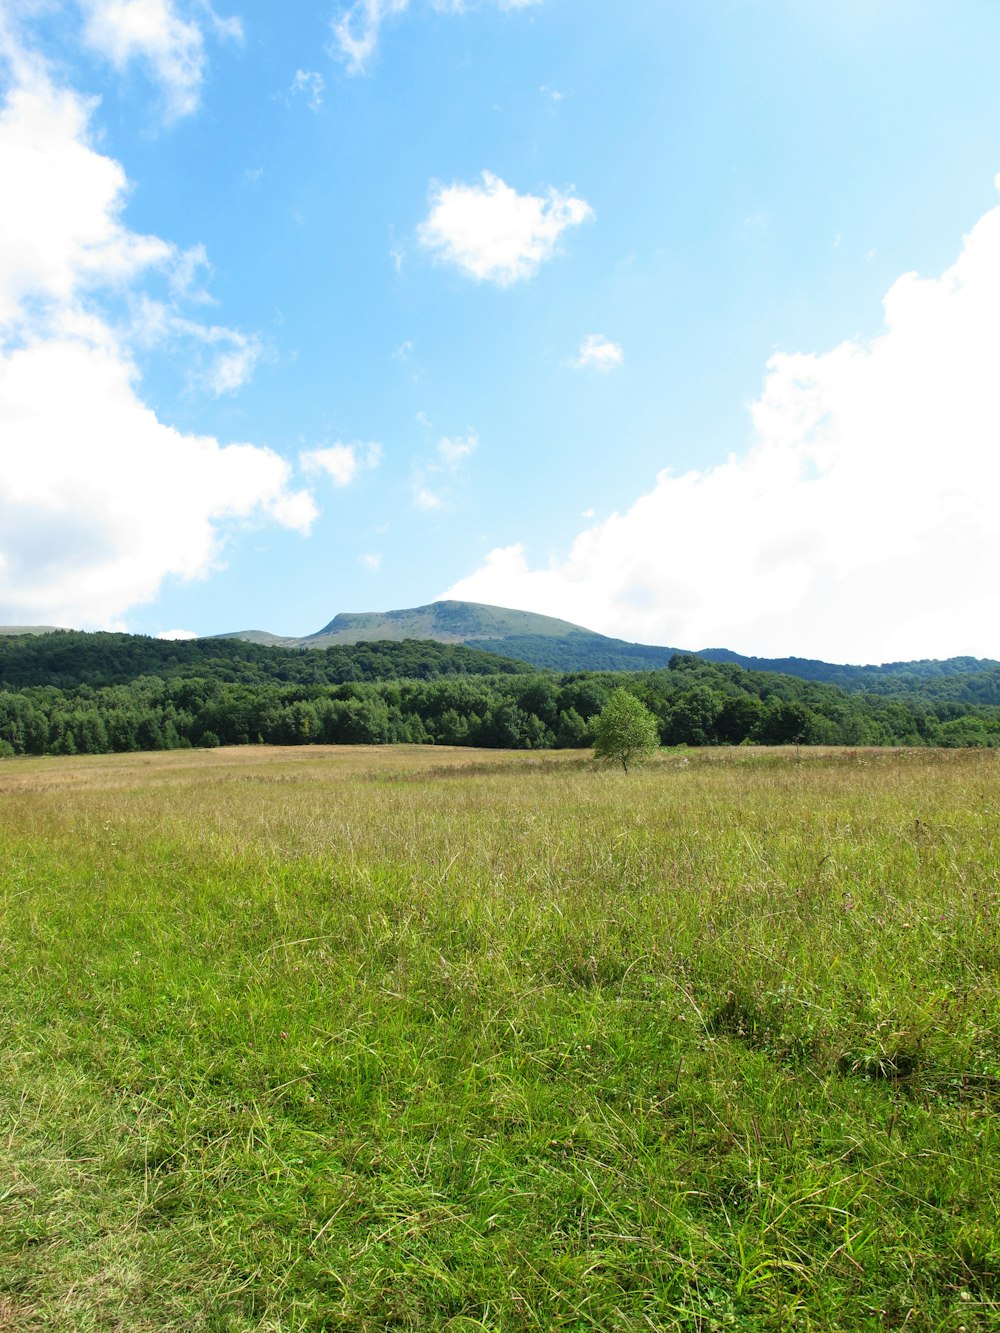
[592,688,661,772]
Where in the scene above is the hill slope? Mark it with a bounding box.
[0,625,66,636]
[217,600,678,671]
[216,599,1000,688]
[311,600,587,643]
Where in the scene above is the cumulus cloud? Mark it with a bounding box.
[443,193,1000,664]
[359,551,382,572]
[331,0,542,74]
[78,0,240,120]
[418,172,593,285]
[0,78,171,325]
[300,441,384,487]
[0,37,316,628]
[0,332,316,626]
[571,333,623,372]
[157,627,198,639]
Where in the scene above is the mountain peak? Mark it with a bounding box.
[311,599,595,644]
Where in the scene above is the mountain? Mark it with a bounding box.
[313,601,585,642]
[5,599,998,696]
[217,600,678,671]
[216,599,1000,687]
[0,625,66,636]
[223,600,632,646]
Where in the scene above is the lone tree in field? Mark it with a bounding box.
[592,688,660,772]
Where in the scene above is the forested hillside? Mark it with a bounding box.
[700,649,1000,701]
[200,598,1000,687]
[0,632,998,757]
[0,631,530,690]
[464,632,671,672]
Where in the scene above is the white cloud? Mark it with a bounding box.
[200,3,242,44]
[157,627,198,638]
[0,332,316,627]
[0,78,171,326]
[130,298,262,393]
[412,483,442,511]
[359,551,382,572]
[436,431,477,465]
[204,337,260,394]
[77,0,233,120]
[0,39,316,628]
[571,333,623,372]
[168,241,211,300]
[331,0,542,74]
[444,191,1000,664]
[411,431,477,510]
[300,441,383,487]
[418,171,593,285]
[331,0,408,75]
[290,68,324,111]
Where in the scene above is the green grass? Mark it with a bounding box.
[0,744,998,1330]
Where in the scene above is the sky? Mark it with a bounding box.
[3,0,1000,663]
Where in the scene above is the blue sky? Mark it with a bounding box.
[3,0,1000,661]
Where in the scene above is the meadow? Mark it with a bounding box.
[0,744,997,1330]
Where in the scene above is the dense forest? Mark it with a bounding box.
[698,649,1000,702]
[0,631,530,690]
[0,632,998,757]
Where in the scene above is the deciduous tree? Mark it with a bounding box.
[592,688,660,772]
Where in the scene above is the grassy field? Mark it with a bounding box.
[0,744,997,1331]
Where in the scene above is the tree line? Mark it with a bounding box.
[1,636,998,757]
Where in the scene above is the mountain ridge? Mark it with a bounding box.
[211,600,679,671]
[3,599,997,689]
[211,599,998,684]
